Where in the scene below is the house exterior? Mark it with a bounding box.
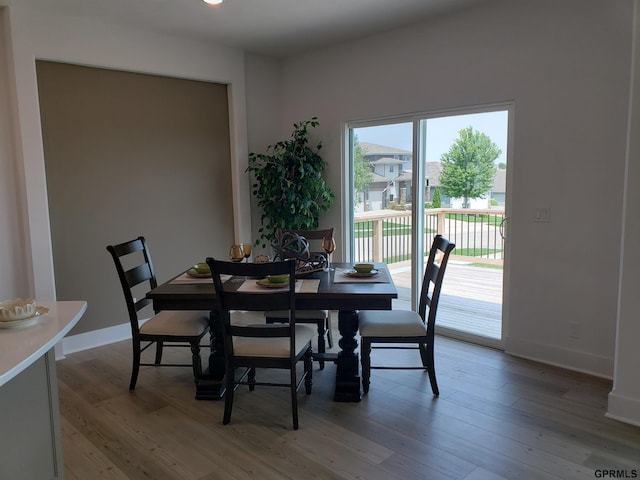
[359,142,506,210]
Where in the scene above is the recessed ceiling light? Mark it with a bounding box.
[203,0,223,4]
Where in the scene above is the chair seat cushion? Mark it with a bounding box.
[233,324,314,358]
[266,310,329,320]
[140,310,209,337]
[359,310,427,337]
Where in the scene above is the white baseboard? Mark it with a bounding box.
[606,391,640,427]
[56,322,132,360]
[505,335,613,379]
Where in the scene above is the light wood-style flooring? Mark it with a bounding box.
[57,335,640,480]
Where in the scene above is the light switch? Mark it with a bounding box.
[534,207,551,223]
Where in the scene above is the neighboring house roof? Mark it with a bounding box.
[360,142,411,156]
[425,162,506,193]
[370,172,390,183]
[394,171,413,182]
[426,162,442,187]
[369,157,406,165]
[493,168,506,192]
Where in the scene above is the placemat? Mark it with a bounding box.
[333,268,390,283]
[237,278,320,293]
[170,272,231,284]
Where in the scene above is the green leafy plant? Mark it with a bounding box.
[247,118,335,247]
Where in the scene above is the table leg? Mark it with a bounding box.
[333,310,361,402]
[195,310,226,400]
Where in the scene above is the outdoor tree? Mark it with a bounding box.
[353,135,373,206]
[439,126,500,208]
[431,188,442,208]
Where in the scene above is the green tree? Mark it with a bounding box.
[353,135,373,206]
[432,187,441,208]
[439,126,500,208]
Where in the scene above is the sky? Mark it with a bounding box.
[354,110,509,164]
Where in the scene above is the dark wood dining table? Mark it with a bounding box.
[146,262,398,402]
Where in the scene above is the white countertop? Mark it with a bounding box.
[0,300,87,387]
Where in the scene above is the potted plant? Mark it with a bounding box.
[247,117,335,248]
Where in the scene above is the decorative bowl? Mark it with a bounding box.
[353,263,375,274]
[193,263,211,274]
[266,274,289,284]
[0,298,37,321]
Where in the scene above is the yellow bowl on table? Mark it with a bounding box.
[353,263,374,274]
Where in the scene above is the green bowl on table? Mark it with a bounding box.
[266,274,289,284]
[193,262,211,274]
[353,263,375,274]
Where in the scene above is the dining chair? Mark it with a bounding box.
[266,227,334,368]
[207,257,313,430]
[106,236,210,390]
[359,234,455,396]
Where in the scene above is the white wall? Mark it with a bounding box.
[271,0,633,379]
[244,53,283,255]
[608,0,640,427]
[0,8,29,300]
[1,5,251,303]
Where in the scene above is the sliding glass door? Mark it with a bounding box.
[348,121,415,311]
[347,105,511,347]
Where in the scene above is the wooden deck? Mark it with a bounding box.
[388,261,503,340]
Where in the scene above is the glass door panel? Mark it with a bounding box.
[349,122,415,311]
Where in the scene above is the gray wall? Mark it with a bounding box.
[36,61,233,335]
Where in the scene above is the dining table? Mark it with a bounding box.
[146,262,397,402]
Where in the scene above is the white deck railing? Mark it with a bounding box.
[354,208,505,265]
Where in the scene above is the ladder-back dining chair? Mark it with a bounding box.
[107,236,209,390]
[266,227,334,368]
[207,257,313,430]
[359,234,455,396]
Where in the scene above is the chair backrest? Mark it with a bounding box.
[418,235,455,333]
[106,236,157,336]
[206,258,298,356]
[275,227,334,259]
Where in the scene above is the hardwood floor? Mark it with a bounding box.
[57,335,640,480]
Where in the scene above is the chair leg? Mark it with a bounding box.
[190,342,202,383]
[316,320,326,370]
[223,365,234,425]
[290,367,299,430]
[154,341,164,365]
[326,316,333,349]
[304,347,313,394]
[248,368,256,391]
[130,341,141,390]
[361,338,371,394]
[419,342,439,396]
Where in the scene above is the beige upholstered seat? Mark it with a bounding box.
[107,236,209,390]
[359,235,455,396]
[357,310,427,337]
[139,310,209,336]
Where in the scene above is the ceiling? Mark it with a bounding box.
[1,0,490,58]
